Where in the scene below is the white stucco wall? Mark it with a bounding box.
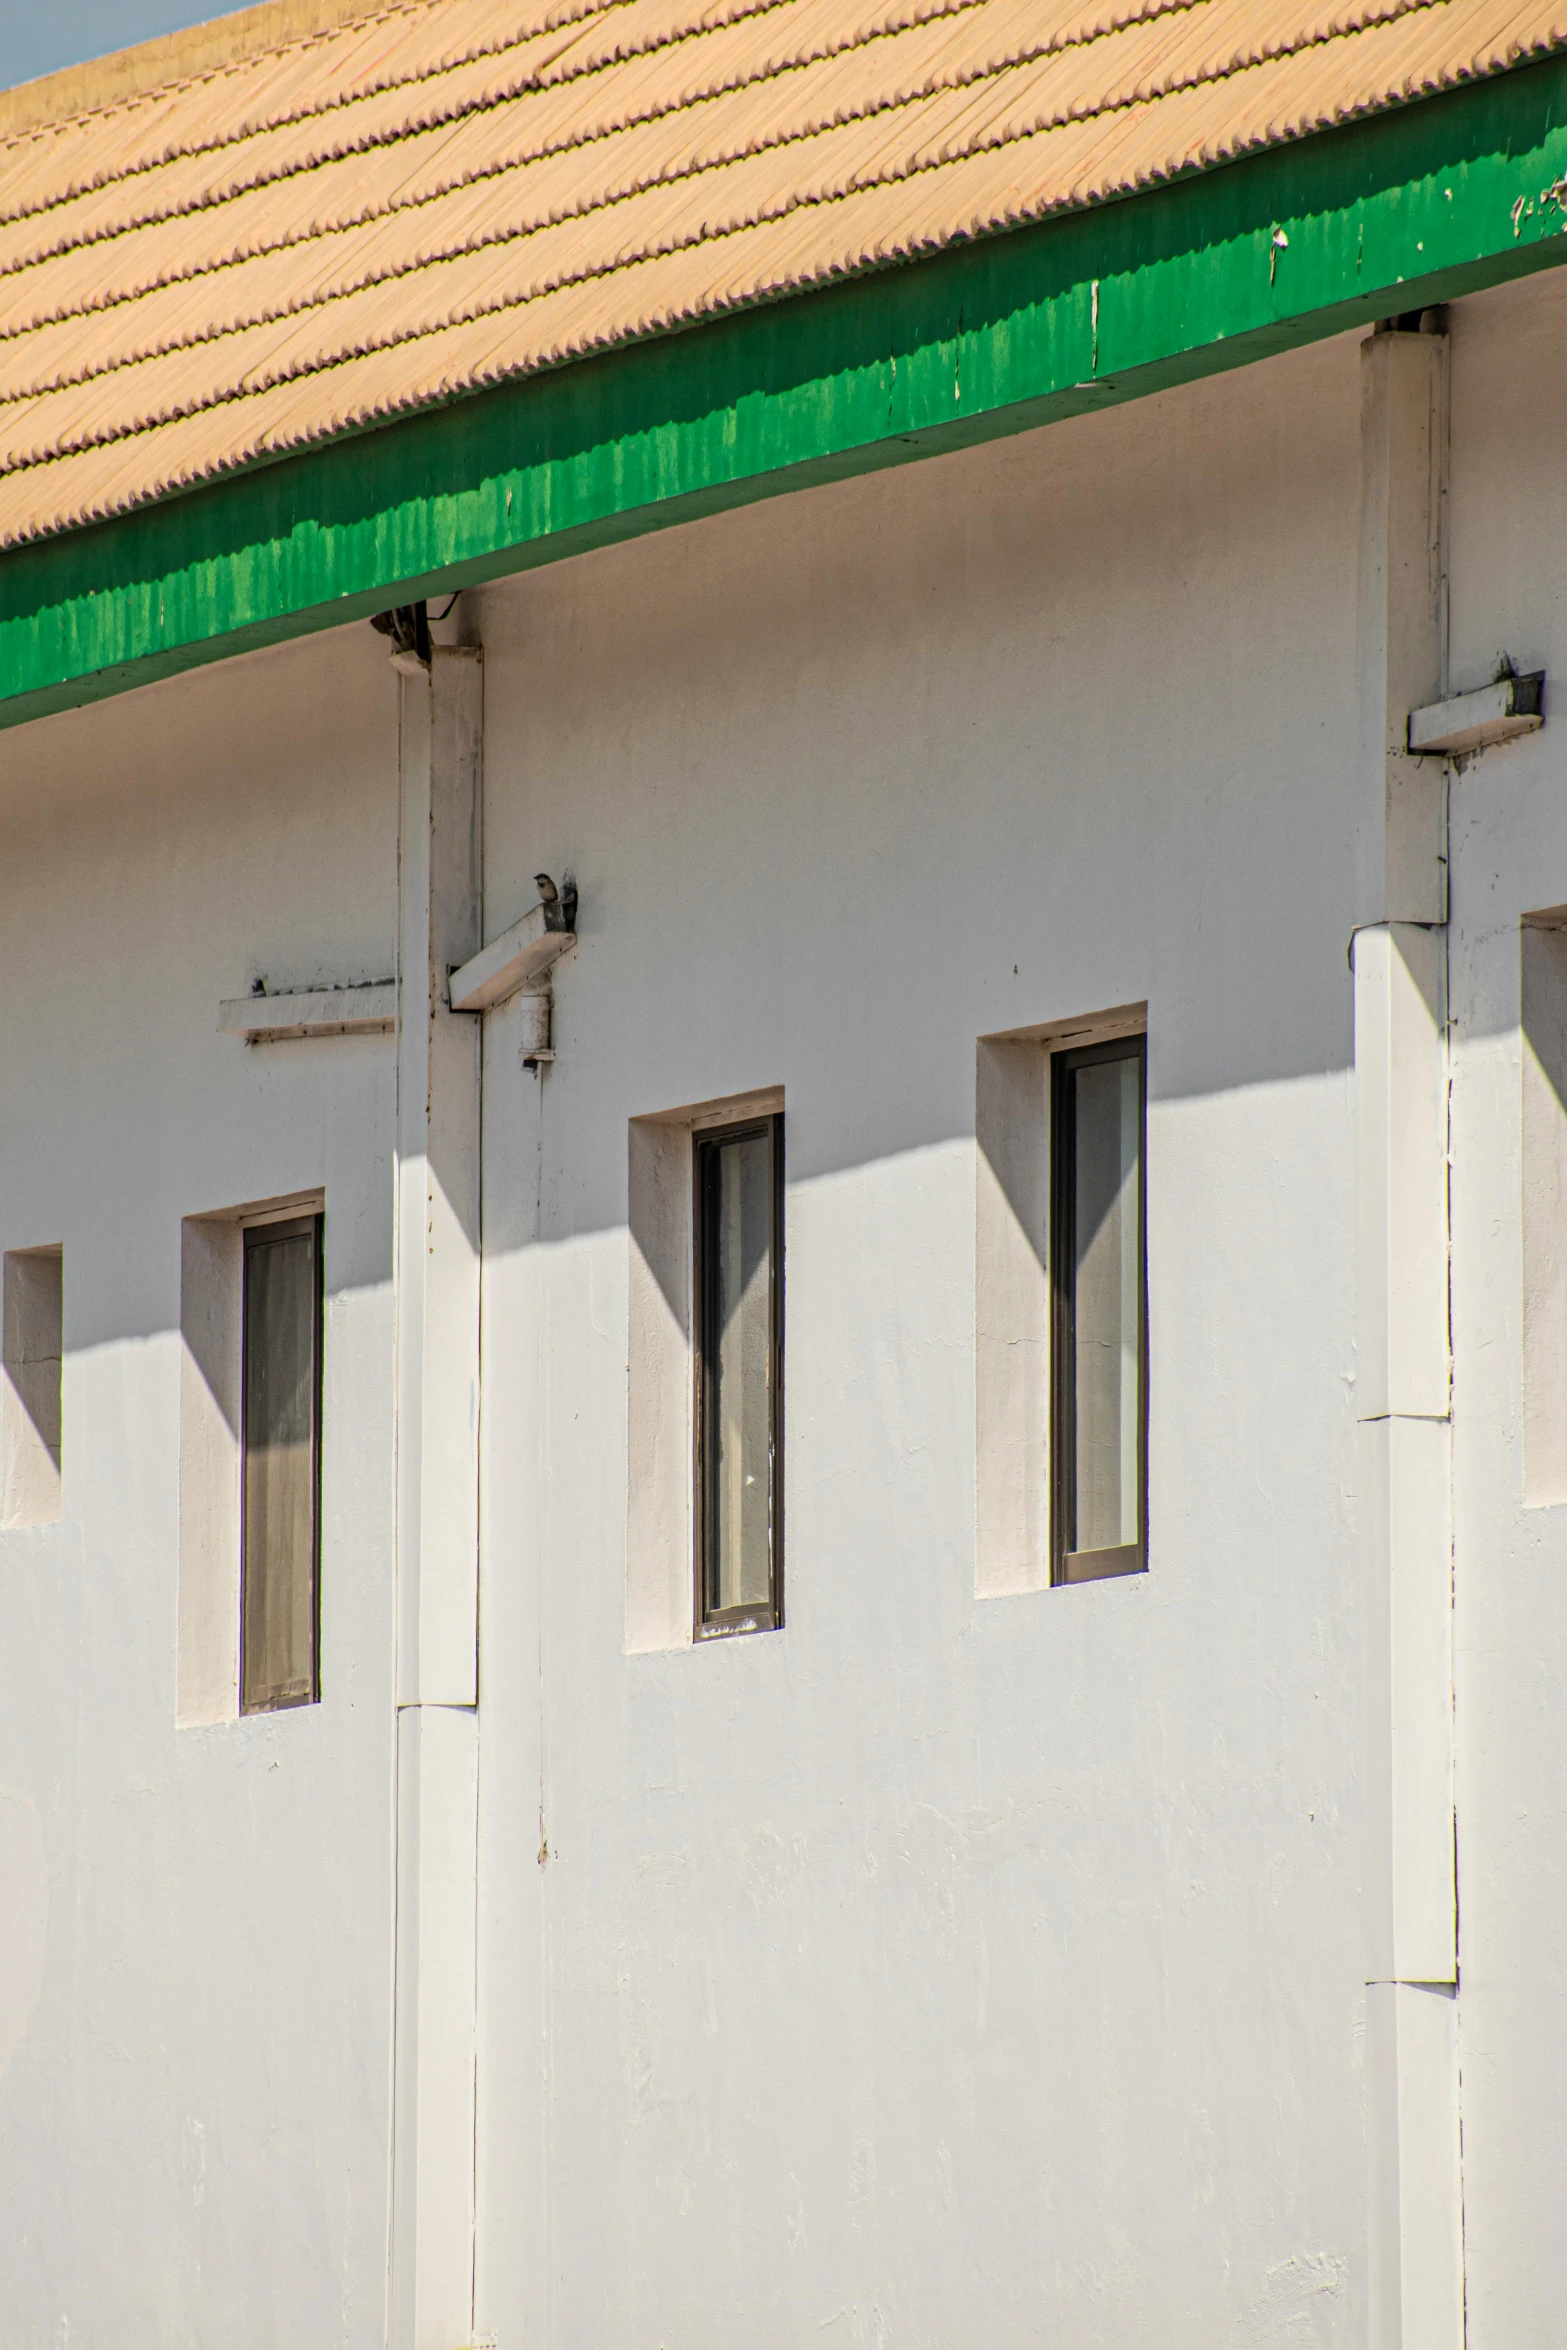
[0,630,400,2347]
[471,329,1367,2345]
[8,275,1566,2347]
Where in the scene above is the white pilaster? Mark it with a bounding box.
[1354,326,1461,2350]
[1357,325,1449,931]
[1354,924,1449,1426]
[1366,1982,1464,2350]
[391,644,484,2350]
[1357,1405,1454,1985]
[392,1702,481,2350]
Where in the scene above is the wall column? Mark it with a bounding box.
[1353,323,1462,2350]
[391,643,484,2350]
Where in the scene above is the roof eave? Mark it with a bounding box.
[6,52,1567,733]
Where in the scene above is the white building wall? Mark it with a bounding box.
[1445,266,1567,2350]
[472,330,1367,2344]
[12,281,1567,2345]
[0,631,400,2347]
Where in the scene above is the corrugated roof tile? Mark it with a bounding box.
[1,0,1562,545]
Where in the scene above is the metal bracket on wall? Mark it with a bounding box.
[447,909,572,1011]
[218,980,397,1041]
[447,878,575,1015]
[448,876,575,1069]
[1409,669,1544,758]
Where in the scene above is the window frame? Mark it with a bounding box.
[1050,1033,1149,1586]
[239,1210,324,1714]
[692,1113,784,1640]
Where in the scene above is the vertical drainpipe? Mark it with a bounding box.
[390,639,484,2349]
[1353,320,1463,2350]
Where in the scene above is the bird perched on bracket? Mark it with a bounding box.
[536,872,578,933]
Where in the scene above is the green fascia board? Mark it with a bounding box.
[6,50,1567,730]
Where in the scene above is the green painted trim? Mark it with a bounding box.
[7,52,1567,728]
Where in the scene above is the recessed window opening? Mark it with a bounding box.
[1051,1035,1147,1583]
[241,1213,323,1712]
[2,1246,63,1530]
[694,1116,782,1637]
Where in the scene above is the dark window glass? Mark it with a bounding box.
[241,1215,322,1711]
[694,1118,782,1635]
[1051,1037,1147,1584]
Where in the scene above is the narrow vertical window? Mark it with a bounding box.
[2,1247,63,1529]
[694,1117,783,1635]
[241,1215,322,1711]
[1051,1036,1147,1583]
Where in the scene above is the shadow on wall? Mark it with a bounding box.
[2,959,1348,1381]
[1,1249,62,1530]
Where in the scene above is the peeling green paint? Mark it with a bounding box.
[6,52,1567,728]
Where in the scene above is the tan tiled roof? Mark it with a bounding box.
[0,0,1563,550]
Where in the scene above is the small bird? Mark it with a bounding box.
[536,871,578,933]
